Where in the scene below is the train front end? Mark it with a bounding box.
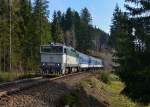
[40,44,65,74]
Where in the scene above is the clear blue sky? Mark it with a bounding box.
[48,0,125,33]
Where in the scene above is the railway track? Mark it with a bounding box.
[0,71,91,107]
[0,72,84,98]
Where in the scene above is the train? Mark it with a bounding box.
[40,43,103,74]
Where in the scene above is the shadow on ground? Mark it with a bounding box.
[122,83,150,106]
[57,87,108,107]
[8,80,108,107]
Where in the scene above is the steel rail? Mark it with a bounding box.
[0,72,84,97]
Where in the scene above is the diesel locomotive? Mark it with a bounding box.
[40,43,103,74]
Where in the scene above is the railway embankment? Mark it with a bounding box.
[1,71,148,107]
[58,76,109,107]
[58,73,150,107]
[0,72,90,107]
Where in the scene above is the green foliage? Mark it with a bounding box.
[51,11,64,43]
[105,76,141,107]
[110,1,150,104]
[109,73,120,81]
[100,72,110,84]
[0,1,108,75]
[0,71,40,82]
[51,7,109,53]
[77,8,93,52]
[0,0,11,71]
[0,0,51,72]
[62,92,78,107]
[0,72,22,82]
[65,8,74,30]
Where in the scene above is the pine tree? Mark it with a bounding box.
[79,8,93,52]
[74,11,81,49]
[125,0,150,53]
[11,0,24,71]
[110,5,121,48]
[0,0,10,71]
[65,8,73,31]
[51,11,64,43]
[0,0,51,72]
[81,8,92,25]
[63,8,75,47]
[110,5,137,82]
[121,0,150,103]
[110,1,150,104]
[19,0,33,71]
[31,0,51,69]
[51,11,57,42]
[33,0,51,44]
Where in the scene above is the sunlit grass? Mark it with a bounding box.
[0,71,21,82]
[0,71,40,83]
[104,74,150,107]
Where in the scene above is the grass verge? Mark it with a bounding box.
[0,71,41,83]
[99,72,110,84]
[105,74,150,107]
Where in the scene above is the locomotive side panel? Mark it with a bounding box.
[64,47,79,67]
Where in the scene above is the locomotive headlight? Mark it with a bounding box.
[42,63,45,66]
[57,64,60,66]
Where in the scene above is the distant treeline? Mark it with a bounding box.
[51,8,108,52]
[0,0,108,72]
[109,0,150,104]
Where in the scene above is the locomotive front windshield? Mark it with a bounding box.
[41,46,63,53]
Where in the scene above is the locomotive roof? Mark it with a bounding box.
[41,43,64,47]
[41,43,75,48]
[41,44,102,61]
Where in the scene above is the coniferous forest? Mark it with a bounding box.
[0,0,150,105]
[109,0,150,104]
[0,0,108,72]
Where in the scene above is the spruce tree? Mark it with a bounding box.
[74,11,81,49]
[80,8,93,52]
[110,1,150,104]
[63,8,75,47]
[32,0,51,69]
[51,11,64,43]
[65,8,73,31]
[0,0,10,71]
[19,0,33,71]
[122,0,150,103]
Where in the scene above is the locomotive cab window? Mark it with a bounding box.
[41,46,63,53]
